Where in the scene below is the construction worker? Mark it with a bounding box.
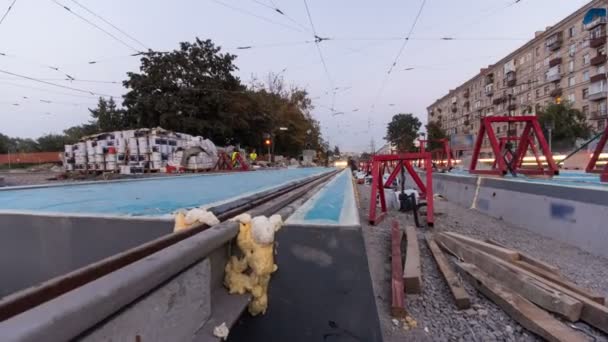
[231,150,239,167]
[249,149,258,163]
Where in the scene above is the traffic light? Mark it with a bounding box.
[264,138,271,146]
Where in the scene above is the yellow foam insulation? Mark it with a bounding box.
[173,208,220,232]
[224,213,283,316]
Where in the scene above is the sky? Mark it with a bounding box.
[0,0,593,151]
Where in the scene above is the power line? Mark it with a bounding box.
[0,0,17,26]
[50,0,140,53]
[210,0,304,34]
[0,68,117,97]
[0,80,103,98]
[68,0,150,50]
[386,0,426,75]
[234,40,314,50]
[250,0,311,32]
[303,0,333,89]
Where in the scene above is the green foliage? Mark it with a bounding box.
[333,145,340,156]
[359,152,371,160]
[385,113,422,152]
[90,97,135,132]
[426,121,448,150]
[537,102,590,149]
[36,134,68,152]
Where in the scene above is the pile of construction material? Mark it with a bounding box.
[430,231,606,341]
[63,128,220,174]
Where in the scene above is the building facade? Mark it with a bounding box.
[427,0,608,155]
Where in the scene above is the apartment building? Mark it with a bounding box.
[427,0,608,155]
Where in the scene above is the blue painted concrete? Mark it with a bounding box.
[0,168,330,216]
[450,169,608,189]
[287,169,359,226]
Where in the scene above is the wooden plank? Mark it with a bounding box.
[485,239,604,305]
[403,226,421,294]
[485,238,560,274]
[425,235,470,309]
[455,262,587,342]
[436,234,582,321]
[513,260,605,305]
[444,232,520,261]
[390,221,406,318]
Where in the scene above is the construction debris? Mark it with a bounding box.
[403,225,422,294]
[425,235,470,310]
[436,231,608,335]
[390,221,406,318]
[455,262,587,342]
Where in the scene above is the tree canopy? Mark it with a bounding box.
[385,113,422,152]
[426,121,448,150]
[537,102,590,150]
[1,38,325,157]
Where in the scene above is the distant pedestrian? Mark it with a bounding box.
[249,149,258,163]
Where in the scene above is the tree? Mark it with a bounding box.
[333,145,340,156]
[36,134,67,152]
[123,38,244,144]
[426,121,448,150]
[359,152,371,160]
[385,113,422,152]
[537,102,590,149]
[90,97,135,132]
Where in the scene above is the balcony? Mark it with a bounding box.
[451,106,458,113]
[584,15,607,30]
[550,88,563,97]
[589,91,608,101]
[505,71,516,87]
[590,109,608,120]
[591,54,607,66]
[589,79,608,100]
[463,89,470,98]
[590,33,607,48]
[492,97,505,105]
[549,57,562,68]
[545,32,563,51]
[590,73,607,83]
[484,84,494,97]
[507,103,517,111]
[546,72,562,82]
[484,73,494,86]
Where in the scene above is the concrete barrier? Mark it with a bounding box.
[408,173,608,258]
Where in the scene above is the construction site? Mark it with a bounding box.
[1,0,608,341]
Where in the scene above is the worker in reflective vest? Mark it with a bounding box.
[249,150,258,163]
[231,150,238,166]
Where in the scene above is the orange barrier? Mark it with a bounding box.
[0,152,62,165]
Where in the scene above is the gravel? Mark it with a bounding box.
[357,183,608,342]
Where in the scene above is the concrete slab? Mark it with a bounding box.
[227,223,382,342]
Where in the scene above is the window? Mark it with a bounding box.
[599,120,606,131]
[536,89,541,98]
[599,65,606,74]
[527,92,532,101]
[583,70,590,81]
[583,53,591,65]
[568,26,575,38]
[535,61,541,70]
[569,60,575,72]
[544,86,550,95]
[569,43,576,56]
[536,46,541,57]
[567,93,575,103]
[568,76,575,87]
[582,105,589,114]
[583,88,589,99]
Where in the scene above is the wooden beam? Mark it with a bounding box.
[485,238,560,274]
[426,235,470,309]
[455,262,587,342]
[444,232,519,261]
[403,226,421,294]
[512,260,605,305]
[390,221,406,318]
[437,234,582,321]
[484,238,603,305]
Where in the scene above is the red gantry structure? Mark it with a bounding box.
[469,116,559,177]
[586,124,608,182]
[368,152,434,226]
[418,138,455,170]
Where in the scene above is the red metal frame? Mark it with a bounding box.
[586,125,608,182]
[215,152,250,171]
[369,153,434,226]
[469,116,559,177]
[419,138,454,169]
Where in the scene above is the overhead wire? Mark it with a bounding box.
[0,68,117,97]
[50,0,141,53]
[0,52,78,80]
[303,0,334,90]
[0,80,108,98]
[250,0,311,33]
[68,0,150,51]
[210,0,305,34]
[0,0,17,26]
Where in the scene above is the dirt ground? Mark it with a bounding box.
[356,183,608,342]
